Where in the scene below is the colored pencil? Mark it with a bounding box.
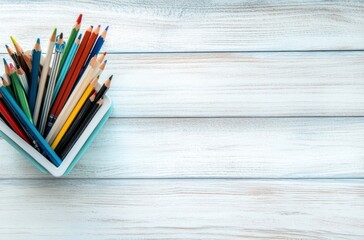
[16,67,29,94]
[0,99,30,143]
[46,55,97,144]
[51,76,98,149]
[94,60,107,79]
[54,74,112,153]
[23,52,32,70]
[52,33,82,105]
[78,26,108,80]
[59,98,103,159]
[54,92,96,154]
[0,80,62,166]
[10,36,31,82]
[9,63,33,123]
[33,28,56,127]
[5,44,20,68]
[47,25,93,134]
[57,14,82,78]
[56,25,99,114]
[28,38,41,116]
[1,76,14,97]
[39,33,65,136]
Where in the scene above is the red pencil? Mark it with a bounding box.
[0,99,30,143]
[54,25,100,117]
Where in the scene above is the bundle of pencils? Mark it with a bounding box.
[0,14,113,164]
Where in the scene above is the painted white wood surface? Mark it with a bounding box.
[0,0,363,52]
[1,118,364,179]
[0,0,363,239]
[2,52,363,117]
[0,180,363,239]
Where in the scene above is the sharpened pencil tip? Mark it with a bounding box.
[104,60,107,63]
[9,63,14,69]
[60,33,63,39]
[10,36,17,45]
[78,33,82,39]
[3,58,7,65]
[105,25,109,31]
[37,38,40,44]
[97,75,100,79]
[77,14,83,24]
[53,28,57,35]
[5,44,9,48]
[109,75,113,80]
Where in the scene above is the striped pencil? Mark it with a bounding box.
[39,33,65,136]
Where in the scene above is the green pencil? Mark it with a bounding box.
[57,14,82,77]
[9,63,33,123]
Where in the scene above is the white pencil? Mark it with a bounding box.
[33,28,56,127]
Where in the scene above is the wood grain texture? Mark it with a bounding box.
[13,51,362,118]
[0,0,363,52]
[1,118,363,179]
[0,179,363,239]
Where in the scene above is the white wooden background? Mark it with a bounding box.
[0,0,364,239]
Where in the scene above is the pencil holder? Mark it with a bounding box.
[0,75,113,177]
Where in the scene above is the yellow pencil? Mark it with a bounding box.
[51,76,99,149]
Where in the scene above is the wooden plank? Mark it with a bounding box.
[0,0,363,52]
[1,118,364,179]
[3,51,361,117]
[0,179,362,239]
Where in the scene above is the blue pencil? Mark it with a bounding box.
[52,33,82,105]
[0,80,62,167]
[28,38,41,116]
[77,26,108,83]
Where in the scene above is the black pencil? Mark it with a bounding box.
[55,75,112,155]
[54,93,96,154]
[59,98,103,159]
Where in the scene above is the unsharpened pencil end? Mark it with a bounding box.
[77,14,83,24]
[10,36,17,45]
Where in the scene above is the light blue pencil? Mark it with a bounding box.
[52,33,82,105]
